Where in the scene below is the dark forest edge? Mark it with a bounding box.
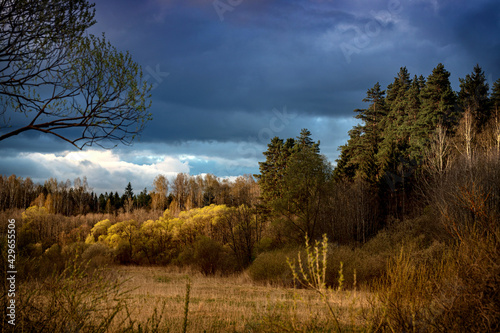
[1,63,500,331]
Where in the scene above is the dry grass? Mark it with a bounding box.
[112,265,371,332]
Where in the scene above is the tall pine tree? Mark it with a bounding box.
[458,64,490,131]
[417,63,457,144]
[377,67,412,176]
[336,82,386,184]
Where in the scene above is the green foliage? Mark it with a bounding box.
[459,64,491,130]
[0,1,152,149]
[248,249,295,286]
[256,136,295,203]
[257,129,333,242]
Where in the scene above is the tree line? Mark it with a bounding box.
[256,63,500,245]
[0,173,259,216]
[335,64,500,223]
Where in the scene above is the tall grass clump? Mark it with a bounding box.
[287,234,343,332]
[182,278,191,333]
[2,259,129,332]
[0,257,173,332]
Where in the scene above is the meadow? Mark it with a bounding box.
[111,265,370,332]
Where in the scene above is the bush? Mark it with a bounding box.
[175,246,195,267]
[82,243,114,268]
[193,236,224,275]
[0,259,123,332]
[371,184,500,332]
[248,248,296,286]
[191,236,237,275]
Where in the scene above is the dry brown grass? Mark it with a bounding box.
[113,265,371,332]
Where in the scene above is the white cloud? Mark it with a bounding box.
[18,149,190,194]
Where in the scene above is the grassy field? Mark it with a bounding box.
[114,265,371,332]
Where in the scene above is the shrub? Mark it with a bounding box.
[372,184,500,332]
[82,242,114,268]
[175,246,195,267]
[0,259,128,332]
[193,236,224,275]
[248,248,295,286]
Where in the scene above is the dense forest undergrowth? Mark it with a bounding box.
[1,64,500,331]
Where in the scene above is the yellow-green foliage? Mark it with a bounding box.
[22,205,49,221]
[104,220,138,249]
[165,204,230,244]
[19,206,51,247]
[86,218,112,244]
[86,204,237,265]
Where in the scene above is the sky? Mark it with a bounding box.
[1,0,500,194]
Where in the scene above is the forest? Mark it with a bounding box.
[1,63,500,332]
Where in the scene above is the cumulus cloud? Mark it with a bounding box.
[2,150,190,194]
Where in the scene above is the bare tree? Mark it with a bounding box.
[0,0,152,148]
[426,122,451,175]
[151,174,169,213]
[456,107,475,167]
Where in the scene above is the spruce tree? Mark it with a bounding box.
[124,182,134,199]
[405,75,425,160]
[418,63,457,139]
[490,78,500,154]
[335,126,362,180]
[353,83,386,183]
[377,68,411,176]
[295,128,320,153]
[492,78,500,110]
[458,64,490,131]
[256,136,294,202]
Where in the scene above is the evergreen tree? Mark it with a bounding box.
[492,78,500,111]
[114,192,121,210]
[257,129,330,241]
[256,136,294,202]
[279,144,332,241]
[295,128,320,153]
[137,187,152,209]
[405,75,425,159]
[458,64,490,131]
[336,83,386,183]
[335,126,362,181]
[490,78,500,154]
[417,63,457,148]
[98,193,107,213]
[377,68,411,176]
[124,182,134,199]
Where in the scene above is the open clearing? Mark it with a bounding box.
[114,265,371,332]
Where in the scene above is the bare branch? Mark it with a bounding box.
[0,1,152,148]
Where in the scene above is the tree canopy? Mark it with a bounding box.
[0,0,152,148]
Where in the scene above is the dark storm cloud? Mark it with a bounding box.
[93,0,371,110]
[0,132,74,154]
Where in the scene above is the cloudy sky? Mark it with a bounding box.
[1,0,499,194]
